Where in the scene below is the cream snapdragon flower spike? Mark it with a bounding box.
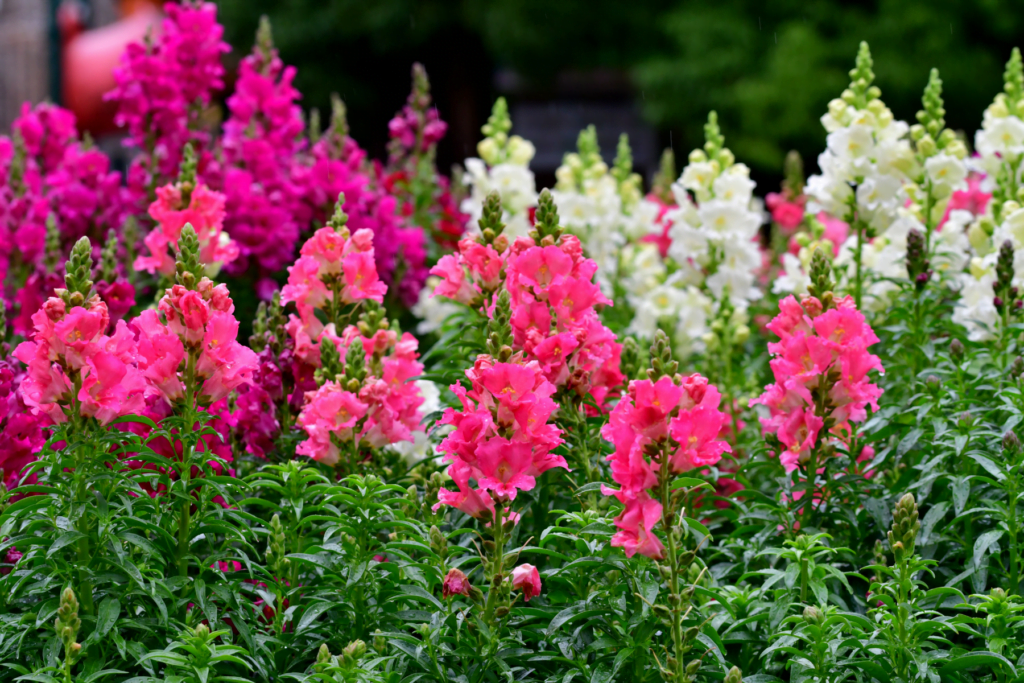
[551,127,660,295]
[955,49,1024,341]
[656,113,761,341]
[806,41,915,309]
[461,97,538,239]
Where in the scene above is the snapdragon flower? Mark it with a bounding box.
[806,42,916,309]
[601,334,732,560]
[135,146,238,278]
[221,17,306,276]
[751,252,883,494]
[106,0,229,196]
[461,98,538,240]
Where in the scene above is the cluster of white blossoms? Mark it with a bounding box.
[666,114,763,300]
[461,97,538,239]
[803,43,921,307]
[618,113,763,352]
[953,49,1024,340]
[551,127,661,294]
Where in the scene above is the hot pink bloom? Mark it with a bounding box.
[430,254,478,304]
[511,564,542,602]
[669,405,732,471]
[475,437,536,500]
[752,294,882,477]
[442,568,472,599]
[608,492,665,560]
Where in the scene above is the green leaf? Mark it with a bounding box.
[939,651,1016,676]
[296,601,336,634]
[392,585,444,611]
[669,477,713,491]
[546,602,608,636]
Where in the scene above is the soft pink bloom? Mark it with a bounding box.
[295,382,369,465]
[511,564,542,602]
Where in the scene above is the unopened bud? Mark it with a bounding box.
[803,605,824,625]
[1004,431,1021,454]
[950,339,965,361]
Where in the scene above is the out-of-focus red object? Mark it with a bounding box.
[61,0,162,135]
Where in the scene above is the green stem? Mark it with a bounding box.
[658,449,685,680]
[482,505,506,626]
[1010,474,1020,594]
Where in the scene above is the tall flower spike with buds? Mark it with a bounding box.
[55,587,82,678]
[639,111,760,353]
[954,50,1024,341]
[221,15,306,277]
[134,225,258,406]
[751,251,883,518]
[287,206,428,467]
[461,98,538,239]
[601,330,732,560]
[135,144,238,278]
[806,42,914,310]
[15,237,148,425]
[552,127,660,296]
[888,492,921,563]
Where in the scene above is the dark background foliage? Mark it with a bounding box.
[217,0,1023,186]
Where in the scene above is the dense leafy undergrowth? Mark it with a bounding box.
[7,3,1024,683]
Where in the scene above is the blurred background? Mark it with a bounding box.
[2,0,1021,189]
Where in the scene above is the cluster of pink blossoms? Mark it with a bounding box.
[0,102,131,335]
[601,373,732,559]
[431,197,623,407]
[751,295,884,472]
[282,220,427,464]
[135,174,238,278]
[221,21,305,277]
[106,1,228,194]
[434,354,565,521]
[281,220,387,341]
[0,343,46,489]
[294,324,425,464]
[297,101,429,307]
[14,294,146,426]
[135,277,258,406]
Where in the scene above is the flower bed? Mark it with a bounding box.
[2,4,1024,682]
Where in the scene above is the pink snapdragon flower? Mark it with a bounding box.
[751,294,883,473]
[766,191,806,232]
[135,181,237,277]
[221,21,305,275]
[511,564,542,602]
[282,221,388,333]
[14,295,147,426]
[134,277,257,406]
[106,1,229,189]
[433,223,624,409]
[600,372,731,560]
[434,353,565,518]
[442,568,472,599]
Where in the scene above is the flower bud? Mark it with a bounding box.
[1012,356,1024,379]
[925,375,941,392]
[725,666,743,683]
[1004,431,1021,454]
[803,605,824,625]
[950,338,965,361]
[958,411,974,429]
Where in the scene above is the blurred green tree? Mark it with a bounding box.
[217,0,1023,174]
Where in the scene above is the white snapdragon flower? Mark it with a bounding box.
[925,153,968,198]
[773,253,811,295]
[412,277,461,334]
